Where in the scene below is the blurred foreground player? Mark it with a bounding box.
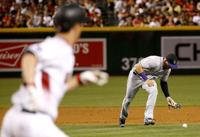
[119,54,181,127]
[1,4,108,137]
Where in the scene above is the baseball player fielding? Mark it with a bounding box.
[0,4,108,137]
[119,54,181,127]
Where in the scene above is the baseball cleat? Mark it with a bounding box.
[144,118,155,125]
[119,118,126,127]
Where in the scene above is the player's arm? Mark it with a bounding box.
[21,52,37,85]
[135,64,154,87]
[66,71,109,92]
[160,80,170,97]
[160,80,181,109]
[160,70,181,109]
[21,52,41,110]
[160,69,171,98]
[21,44,41,86]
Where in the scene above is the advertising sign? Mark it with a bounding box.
[0,39,107,72]
[161,36,200,69]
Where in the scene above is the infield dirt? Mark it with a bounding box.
[0,107,200,125]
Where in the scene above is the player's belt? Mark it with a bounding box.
[21,108,53,120]
[22,108,37,114]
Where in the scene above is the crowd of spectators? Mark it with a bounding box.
[0,0,200,28]
[0,0,103,27]
[112,0,200,27]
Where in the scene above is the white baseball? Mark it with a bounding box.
[182,123,188,128]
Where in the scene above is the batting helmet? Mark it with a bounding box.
[54,4,88,32]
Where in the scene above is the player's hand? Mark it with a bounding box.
[27,85,43,111]
[166,97,181,109]
[79,71,109,86]
[145,79,154,87]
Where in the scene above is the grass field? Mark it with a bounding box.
[60,124,200,137]
[0,76,200,137]
[0,76,200,107]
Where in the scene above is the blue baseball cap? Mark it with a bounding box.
[166,54,178,69]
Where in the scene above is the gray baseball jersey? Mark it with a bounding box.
[120,56,171,120]
[134,56,171,82]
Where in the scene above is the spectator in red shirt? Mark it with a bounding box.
[184,1,194,12]
[132,16,143,26]
[176,0,184,6]
[2,13,12,27]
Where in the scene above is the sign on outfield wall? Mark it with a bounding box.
[161,36,200,69]
[0,39,107,72]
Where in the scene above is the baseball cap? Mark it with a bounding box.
[166,54,178,69]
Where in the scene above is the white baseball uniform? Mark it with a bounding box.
[1,36,75,137]
[120,56,171,120]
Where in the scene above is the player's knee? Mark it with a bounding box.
[147,86,158,96]
[154,88,158,96]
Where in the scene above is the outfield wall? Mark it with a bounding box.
[0,27,200,77]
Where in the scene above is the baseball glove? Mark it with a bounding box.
[79,71,109,86]
[167,97,182,109]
